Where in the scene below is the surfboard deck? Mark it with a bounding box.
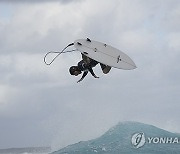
[74,38,136,70]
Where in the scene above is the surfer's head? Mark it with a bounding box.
[69,66,81,76]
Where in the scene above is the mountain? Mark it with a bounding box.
[0,146,51,154]
[52,121,180,154]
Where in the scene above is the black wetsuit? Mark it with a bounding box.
[77,58,98,79]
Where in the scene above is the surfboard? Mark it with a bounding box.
[74,38,136,70]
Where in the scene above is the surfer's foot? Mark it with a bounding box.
[100,64,111,74]
[103,66,111,74]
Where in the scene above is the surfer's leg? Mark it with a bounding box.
[82,54,91,64]
[100,64,111,74]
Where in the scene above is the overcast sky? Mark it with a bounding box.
[0,0,180,151]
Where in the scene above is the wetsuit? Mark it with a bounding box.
[77,58,98,80]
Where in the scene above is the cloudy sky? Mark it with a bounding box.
[0,0,180,151]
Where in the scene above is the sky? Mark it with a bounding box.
[0,0,180,151]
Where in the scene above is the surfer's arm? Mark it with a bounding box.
[77,71,88,83]
[88,67,99,78]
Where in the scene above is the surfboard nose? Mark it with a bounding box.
[132,65,137,69]
[131,61,137,69]
[129,59,137,70]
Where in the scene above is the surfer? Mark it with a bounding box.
[44,38,136,83]
[69,54,111,83]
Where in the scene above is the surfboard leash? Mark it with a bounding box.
[44,43,75,65]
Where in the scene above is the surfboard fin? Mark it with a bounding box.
[77,42,82,46]
[83,52,88,55]
[86,38,91,42]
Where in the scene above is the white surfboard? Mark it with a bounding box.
[74,38,136,70]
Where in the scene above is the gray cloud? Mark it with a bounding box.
[0,0,80,3]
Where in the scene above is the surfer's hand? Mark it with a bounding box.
[93,75,99,79]
[77,78,83,83]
